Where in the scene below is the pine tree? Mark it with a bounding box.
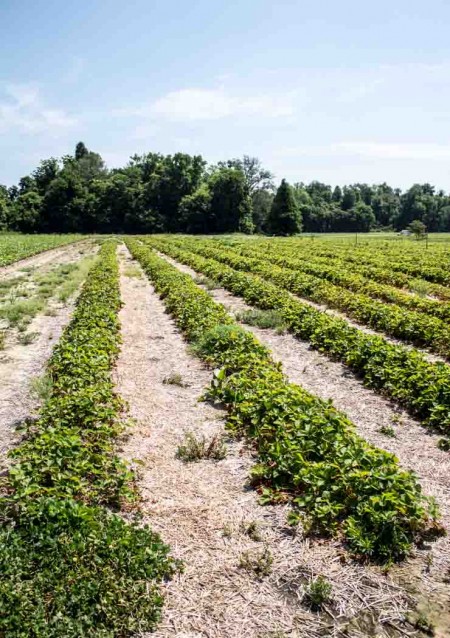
[267,179,302,235]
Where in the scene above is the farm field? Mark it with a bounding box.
[1,235,450,638]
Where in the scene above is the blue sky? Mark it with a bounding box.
[1,0,450,189]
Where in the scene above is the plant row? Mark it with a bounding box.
[0,241,176,638]
[0,233,84,267]
[259,238,450,286]
[128,237,443,561]
[147,237,450,437]
[163,237,450,359]
[219,239,450,321]
[236,238,450,299]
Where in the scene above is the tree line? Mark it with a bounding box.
[1,142,449,235]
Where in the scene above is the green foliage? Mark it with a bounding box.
[267,179,302,235]
[152,237,450,436]
[408,219,427,238]
[0,241,177,635]
[236,308,287,332]
[129,239,442,561]
[0,498,176,638]
[0,234,83,267]
[304,576,332,609]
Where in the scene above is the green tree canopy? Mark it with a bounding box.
[267,179,302,236]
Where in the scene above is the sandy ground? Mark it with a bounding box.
[157,251,450,638]
[0,241,97,466]
[113,245,429,638]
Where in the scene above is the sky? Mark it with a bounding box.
[1,0,450,189]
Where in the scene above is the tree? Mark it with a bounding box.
[408,219,427,239]
[179,184,213,233]
[218,155,274,194]
[0,185,9,229]
[11,191,42,232]
[267,179,302,235]
[252,189,274,233]
[208,168,254,233]
[75,142,89,160]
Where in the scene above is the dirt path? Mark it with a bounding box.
[158,251,450,638]
[0,242,97,465]
[113,245,422,638]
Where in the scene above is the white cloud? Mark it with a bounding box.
[119,87,295,122]
[0,83,77,134]
[278,142,450,161]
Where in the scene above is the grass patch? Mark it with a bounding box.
[162,372,189,387]
[124,264,143,278]
[18,331,39,345]
[0,298,45,329]
[304,576,333,610]
[378,425,396,438]
[176,431,227,462]
[194,274,219,290]
[236,308,287,333]
[238,547,273,579]
[30,373,53,403]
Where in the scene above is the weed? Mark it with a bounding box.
[304,576,332,609]
[378,425,396,438]
[124,265,143,278]
[176,431,226,462]
[221,523,233,538]
[437,437,450,451]
[239,546,273,579]
[0,298,44,328]
[162,372,188,387]
[194,274,218,290]
[241,520,263,542]
[414,612,435,635]
[410,279,431,298]
[236,308,287,332]
[30,374,53,403]
[18,331,39,345]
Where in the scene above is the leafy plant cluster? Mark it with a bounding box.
[269,236,450,286]
[0,233,83,267]
[224,239,450,321]
[127,238,441,561]
[147,237,450,436]
[0,241,176,637]
[162,238,450,358]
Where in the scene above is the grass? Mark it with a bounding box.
[0,255,96,332]
[30,373,53,403]
[194,274,219,290]
[0,298,45,329]
[18,331,39,345]
[162,372,189,387]
[378,425,396,438]
[241,520,263,542]
[238,547,273,579]
[236,308,287,333]
[124,264,143,278]
[304,576,333,610]
[176,431,227,462]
